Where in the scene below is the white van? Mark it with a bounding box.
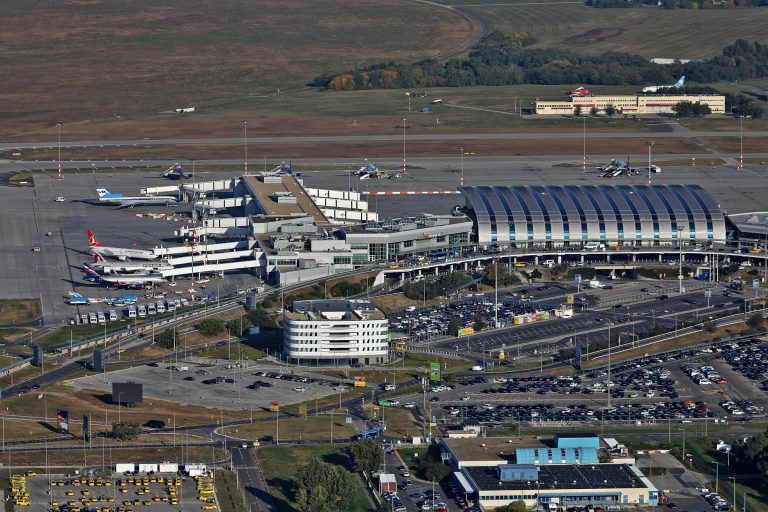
[109,310,118,321]
[89,312,98,324]
[156,300,166,313]
[404,305,416,312]
[147,302,156,315]
[137,304,147,317]
[97,311,106,324]
[584,242,604,251]
[127,306,137,318]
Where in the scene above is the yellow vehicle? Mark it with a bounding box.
[144,500,152,506]
[153,497,162,502]
[389,264,399,269]
[102,507,111,512]
[170,500,179,506]
[120,488,128,494]
[514,262,526,267]
[117,348,126,354]
[750,246,762,254]
[137,490,145,495]
[52,502,59,508]
[15,501,30,506]
[66,490,75,496]
[26,471,36,477]
[104,481,112,487]
[82,490,91,496]
[202,506,218,510]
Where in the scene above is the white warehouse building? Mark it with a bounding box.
[282,299,389,366]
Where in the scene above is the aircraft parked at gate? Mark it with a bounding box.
[95,188,178,208]
[87,230,158,261]
[83,264,165,288]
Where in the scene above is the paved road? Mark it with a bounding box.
[4,129,768,151]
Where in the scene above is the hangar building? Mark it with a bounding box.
[460,184,726,247]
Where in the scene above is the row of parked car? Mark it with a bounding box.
[702,490,732,511]
[718,340,768,390]
[389,294,555,340]
[441,398,714,424]
[681,364,728,386]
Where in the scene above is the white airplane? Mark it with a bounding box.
[642,75,685,93]
[83,264,165,288]
[95,188,179,208]
[87,230,159,261]
[92,253,171,274]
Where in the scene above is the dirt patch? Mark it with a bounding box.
[563,27,625,45]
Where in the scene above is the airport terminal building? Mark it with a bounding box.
[460,184,726,247]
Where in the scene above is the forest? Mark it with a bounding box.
[312,35,768,116]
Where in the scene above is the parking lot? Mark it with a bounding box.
[23,472,214,512]
[388,338,768,430]
[69,362,339,414]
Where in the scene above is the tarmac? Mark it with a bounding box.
[0,159,765,325]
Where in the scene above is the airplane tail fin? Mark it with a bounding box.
[87,230,104,247]
[83,264,102,279]
[95,188,110,198]
[675,75,686,88]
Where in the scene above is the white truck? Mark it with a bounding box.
[471,365,484,372]
[588,279,606,289]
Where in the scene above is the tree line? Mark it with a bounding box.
[312,33,768,116]
[588,0,768,7]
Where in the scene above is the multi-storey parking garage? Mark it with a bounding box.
[460,184,726,247]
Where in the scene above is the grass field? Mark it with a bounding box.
[0,300,41,326]
[583,322,751,369]
[221,414,356,442]
[214,469,247,512]
[257,444,373,512]
[377,408,419,439]
[457,1,768,59]
[0,445,226,467]
[2,384,255,428]
[2,0,474,138]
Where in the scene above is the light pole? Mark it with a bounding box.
[607,321,614,412]
[242,121,248,175]
[739,115,744,172]
[402,118,407,175]
[57,123,63,180]
[460,146,464,187]
[729,476,736,512]
[646,140,655,185]
[582,116,587,172]
[678,227,684,294]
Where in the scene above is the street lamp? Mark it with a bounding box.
[57,123,63,180]
[460,146,464,187]
[582,116,587,172]
[678,227,684,294]
[242,121,248,175]
[402,118,407,175]
[646,140,655,185]
[607,321,614,412]
[739,115,744,172]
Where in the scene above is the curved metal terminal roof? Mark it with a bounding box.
[460,184,725,245]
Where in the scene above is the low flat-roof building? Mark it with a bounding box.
[282,299,389,366]
[439,436,659,510]
[536,94,725,115]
